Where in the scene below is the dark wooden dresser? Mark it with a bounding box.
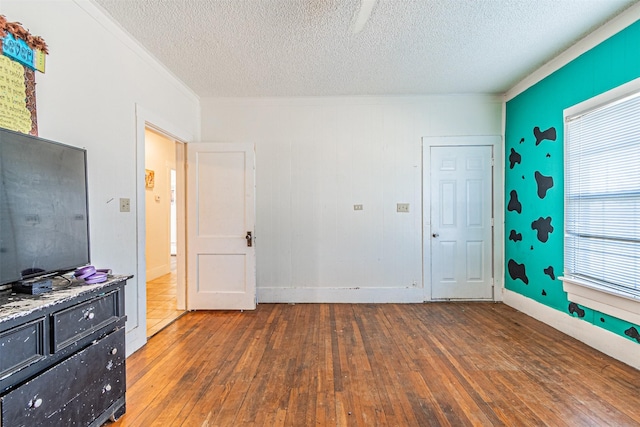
[0,275,130,426]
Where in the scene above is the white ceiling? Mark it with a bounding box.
[92,0,637,97]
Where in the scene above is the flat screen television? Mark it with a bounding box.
[0,128,90,286]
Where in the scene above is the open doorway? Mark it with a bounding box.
[144,127,186,337]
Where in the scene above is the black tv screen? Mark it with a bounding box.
[0,128,90,286]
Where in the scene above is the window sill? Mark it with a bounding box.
[560,276,640,325]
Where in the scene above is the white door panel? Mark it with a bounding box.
[431,145,493,300]
[187,143,256,310]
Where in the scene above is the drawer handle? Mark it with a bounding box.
[84,311,95,320]
[110,347,118,355]
[30,397,43,409]
[103,384,112,393]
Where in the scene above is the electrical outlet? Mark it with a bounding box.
[354,204,363,211]
[120,198,130,212]
[397,203,410,213]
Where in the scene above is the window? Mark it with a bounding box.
[562,79,640,316]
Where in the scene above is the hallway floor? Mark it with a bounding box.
[146,257,185,337]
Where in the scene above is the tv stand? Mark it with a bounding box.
[0,274,130,426]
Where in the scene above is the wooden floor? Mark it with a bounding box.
[146,257,184,337]
[110,303,640,426]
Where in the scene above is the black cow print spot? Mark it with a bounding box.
[531,217,554,242]
[508,190,522,214]
[508,259,528,284]
[509,148,522,169]
[519,137,525,144]
[530,245,534,250]
[568,302,585,318]
[541,289,547,296]
[625,327,640,343]
[509,230,522,242]
[543,266,555,280]
[600,318,605,323]
[534,126,557,146]
[534,171,554,199]
[546,153,551,158]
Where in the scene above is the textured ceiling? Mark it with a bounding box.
[92,0,636,97]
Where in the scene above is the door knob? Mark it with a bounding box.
[432,233,439,238]
[246,231,253,247]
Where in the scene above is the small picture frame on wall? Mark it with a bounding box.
[145,169,155,188]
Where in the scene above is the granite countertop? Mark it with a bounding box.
[0,274,131,325]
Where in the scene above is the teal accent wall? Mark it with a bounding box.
[505,20,640,344]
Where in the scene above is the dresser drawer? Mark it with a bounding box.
[51,290,121,352]
[0,317,46,380]
[44,365,125,427]
[0,328,124,427]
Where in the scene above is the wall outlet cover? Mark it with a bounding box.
[397,203,410,213]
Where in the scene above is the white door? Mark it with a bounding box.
[186,142,256,310]
[430,145,493,300]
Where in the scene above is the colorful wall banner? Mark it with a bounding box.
[2,33,45,73]
[0,16,46,135]
[0,55,32,133]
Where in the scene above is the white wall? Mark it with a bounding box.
[201,95,502,302]
[2,0,200,354]
[145,129,175,281]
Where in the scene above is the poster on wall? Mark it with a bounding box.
[0,15,48,136]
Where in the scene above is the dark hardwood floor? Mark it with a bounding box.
[110,303,640,426]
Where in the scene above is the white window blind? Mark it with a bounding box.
[564,90,640,300]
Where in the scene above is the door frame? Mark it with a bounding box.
[129,104,193,356]
[422,136,504,302]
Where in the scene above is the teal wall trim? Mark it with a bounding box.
[504,20,640,344]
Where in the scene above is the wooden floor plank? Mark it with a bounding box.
[109,303,640,427]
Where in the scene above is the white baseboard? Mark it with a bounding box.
[503,289,640,371]
[258,287,424,304]
[146,264,170,282]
